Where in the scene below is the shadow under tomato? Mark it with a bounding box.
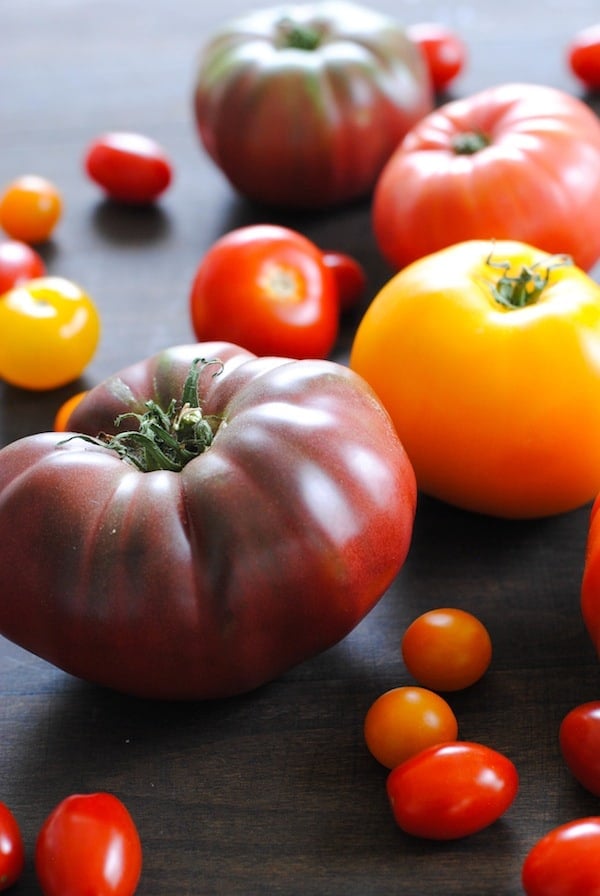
[90,197,172,246]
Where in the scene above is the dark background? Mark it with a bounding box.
[3,1,600,893]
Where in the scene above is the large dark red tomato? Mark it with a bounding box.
[193,1,432,208]
[0,342,416,700]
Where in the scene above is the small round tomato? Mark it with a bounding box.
[387,741,518,840]
[0,276,100,390]
[522,817,600,895]
[85,131,173,204]
[0,240,46,294]
[559,701,600,796]
[568,25,600,91]
[321,251,367,312]
[0,175,62,244]
[407,23,466,92]
[189,224,338,359]
[35,792,142,896]
[401,607,492,691]
[53,390,88,432]
[364,685,458,769]
[0,802,24,891]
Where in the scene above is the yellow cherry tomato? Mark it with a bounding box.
[53,390,88,431]
[351,239,600,518]
[0,277,100,390]
[0,175,62,244]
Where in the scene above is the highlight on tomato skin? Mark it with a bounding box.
[84,131,173,204]
[406,22,467,92]
[0,239,46,294]
[522,817,600,896]
[559,701,600,797]
[0,801,25,891]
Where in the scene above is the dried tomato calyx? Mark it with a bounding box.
[485,250,573,309]
[65,358,224,472]
[452,131,491,154]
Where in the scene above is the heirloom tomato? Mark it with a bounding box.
[522,818,600,896]
[0,276,100,390]
[193,0,432,209]
[0,175,62,244]
[0,342,416,700]
[189,225,338,358]
[386,741,519,840]
[373,83,600,272]
[559,702,600,797]
[0,239,45,294]
[406,22,466,92]
[364,686,458,769]
[0,802,24,891]
[351,239,600,519]
[35,793,142,896]
[568,25,600,91]
[84,131,172,204]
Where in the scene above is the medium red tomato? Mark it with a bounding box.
[407,22,466,92]
[84,131,172,204]
[559,702,600,796]
[568,25,600,90]
[364,686,458,769]
[321,251,367,312]
[35,792,142,896]
[0,175,62,244]
[0,802,24,891]
[522,818,600,896]
[0,239,45,294]
[190,225,339,359]
[386,741,518,840]
[373,83,600,272]
[401,608,492,691]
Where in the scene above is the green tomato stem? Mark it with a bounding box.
[277,18,322,50]
[485,251,573,309]
[452,131,491,154]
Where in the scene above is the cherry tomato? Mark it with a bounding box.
[522,817,600,895]
[407,23,466,92]
[85,131,173,204]
[401,607,492,691]
[189,224,339,359]
[321,251,367,312]
[53,390,88,432]
[568,25,600,91]
[35,792,142,896]
[364,685,458,769]
[0,276,100,390]
[559,701,600,796]
[0,802,24,891]
[0,239,46,294]
[387,741,518,840]
[0,175,62,244]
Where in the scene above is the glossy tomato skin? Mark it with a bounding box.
[35,792,142,896]
[407,22,466,92]
[190,225,338,359]
[351,239,600,519]
[0,276,100,390]
[387,741,519,840]
[0,342,416,700]
[0,175,62,244]
[522,818,600,896]
[373,83,600,272]
[568,25,600,90]
[193,1,432,208]
[0,802,24,891]
[321,251,367,312]
[0,240,45,294]
[559,702,600,796]
[85,132,172,204]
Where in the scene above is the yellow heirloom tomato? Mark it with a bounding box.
[350,239,600,519]
[0,276,100,390]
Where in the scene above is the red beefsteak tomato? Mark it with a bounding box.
[193,0,432,208]
[373,83,600,272]
[0,342,416,700]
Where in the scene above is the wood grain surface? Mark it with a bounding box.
[3,1,600,893]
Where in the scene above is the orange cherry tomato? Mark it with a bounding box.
[401,607,492,691]
[53,391,89,432]
[0,175,62,244]
[364,685,458,769]
[0,276,100,390]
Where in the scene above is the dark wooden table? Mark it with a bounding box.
[3,1,600,893]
